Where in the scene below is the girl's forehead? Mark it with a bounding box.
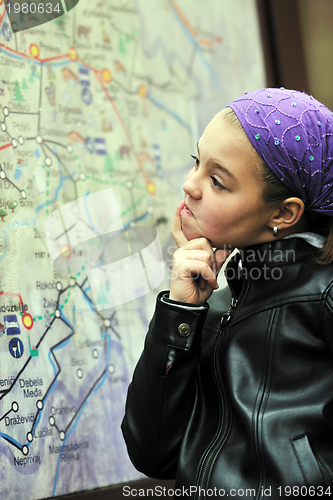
[199,114,264,175]
[201,110,255,152]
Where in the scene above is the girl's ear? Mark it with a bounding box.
[271,197,306,232]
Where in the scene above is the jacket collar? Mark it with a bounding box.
[239,237,317,268]
[224,237,317,278]
[223,237,318,300]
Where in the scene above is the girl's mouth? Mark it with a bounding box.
[182,204,194,217]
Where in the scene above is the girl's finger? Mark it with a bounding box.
[171,200,188,247]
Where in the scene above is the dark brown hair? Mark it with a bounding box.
[223,107,333,264]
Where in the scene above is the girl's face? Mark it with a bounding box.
[181,109,277,250]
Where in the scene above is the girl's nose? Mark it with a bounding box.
[183,168,202,199]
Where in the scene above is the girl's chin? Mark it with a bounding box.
[181,224,201,242]
[182,225,231,249]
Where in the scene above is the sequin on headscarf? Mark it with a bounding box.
[228,88,333,216]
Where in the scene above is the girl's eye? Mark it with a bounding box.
[211,176,225,190]
[191,154,200,168]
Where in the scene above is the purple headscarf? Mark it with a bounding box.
[228,88,333,216]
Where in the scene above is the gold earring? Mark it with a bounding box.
[273,225,278,237]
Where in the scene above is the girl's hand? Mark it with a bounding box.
[170,200,231,304]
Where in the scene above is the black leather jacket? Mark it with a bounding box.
[122,238,333,499]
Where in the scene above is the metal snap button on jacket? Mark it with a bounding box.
[178,323,191,337]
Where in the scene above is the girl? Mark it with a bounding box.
[122,88,333,499]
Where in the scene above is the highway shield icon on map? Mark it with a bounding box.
[45,188,165,310]
[5,0,81,33]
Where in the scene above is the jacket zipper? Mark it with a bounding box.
[220,297,238,327]
[196,295,238,500]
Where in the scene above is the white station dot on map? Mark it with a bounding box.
[12,401,19,412]
[1,122,7,131]
[36,135,43,144]
[0,170,6,179]
[56,281,63,291]
[49,416,55,426]
[108,364,115,374]
[147,205,154,214]
[59,431,66,441]
[12,138,18,148]
[45,157,52,167]
[54,309,61,318]
[67,144,73,154]
[22,445,29,456]
[36,400,43,410]
[77,368,83,379]
[69,277,76,287]
[104,318,111,328]
[125,180,133,189]
[3,106,9,117]
[79,172,86,181]
[92,349,99,359]
[21,191,26,199]
[27,432,33,443]
[18,136,24,145]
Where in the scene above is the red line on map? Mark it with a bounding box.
[0,43,28,59]
[0,291,25,309]
[0,42,154,189]
[0,43,70,64]
[169,0,213,48]
[0,4,7,29]
[77,57,98,73]
[39,54,70,63]
[0,143,12,151]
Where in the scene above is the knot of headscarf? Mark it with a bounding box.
[228,88,333,216]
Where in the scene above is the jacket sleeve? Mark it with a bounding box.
[121,291,209,479]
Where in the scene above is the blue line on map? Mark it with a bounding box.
[83,190,102,236]
[0,171,75,263]
[54,173,76,204]
[0,433,22,449]
[35,173,75,216]
[47,60,71,68]
[52,332,112,497]
[0,145,74,263]
[146,93,192,134]
[82,290,97,313]
[28,336,71,445]
[1,48,24,61]
[31,408,43,439]
[0,144,75,262]
[59,308,74,330]
[28,309,75,444]
[48,351,58,376]
[165,0,221,91]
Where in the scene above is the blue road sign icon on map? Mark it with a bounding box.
[4,315,21,336]
[9,337,24,359]
[82,88,93,105]
[85,137,95,154]
[2,22,12,41]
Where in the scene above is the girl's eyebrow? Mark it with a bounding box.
[197,142,236,181]
[212,162,236,180]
